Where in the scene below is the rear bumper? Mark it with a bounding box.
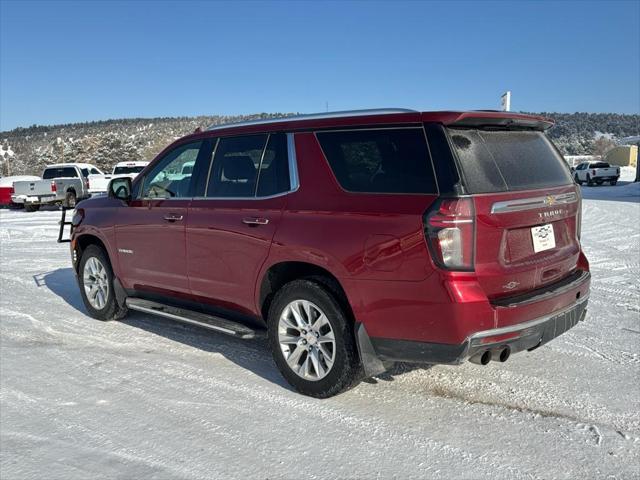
[11,194,58,204]
[369,293,588,365]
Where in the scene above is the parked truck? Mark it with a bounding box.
[573,161,620,186]
[87,161,149,195]
[12,163,102,211]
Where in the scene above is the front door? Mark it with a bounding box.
[115,140,210,296]
[187,133,292,316]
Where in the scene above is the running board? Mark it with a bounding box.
[125,298,256,339]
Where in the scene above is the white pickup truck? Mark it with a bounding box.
[573,161,620,186]
[87,161,149,194]
[12,163,102,211]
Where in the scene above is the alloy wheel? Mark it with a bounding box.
[83,256,109,310]
[278,299,336,381]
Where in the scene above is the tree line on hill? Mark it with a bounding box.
[1,112,638,176]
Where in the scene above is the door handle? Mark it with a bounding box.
[242,217,269,226]
[163,214,184,222]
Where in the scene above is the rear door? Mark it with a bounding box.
[115,140,211,295]
[447,127,580,300]
[186,133,291,315]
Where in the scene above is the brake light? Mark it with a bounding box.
[424,197,475,271]
[85,177,90,189]
[51,181,57,193]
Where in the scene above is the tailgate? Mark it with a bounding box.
[472,186,581,299]
[13,180,52,196]
[446,127,581,300]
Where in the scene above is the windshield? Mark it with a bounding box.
[113,166,145,175]
[447,129,573,193]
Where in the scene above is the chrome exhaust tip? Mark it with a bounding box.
[491,346,511,362]
[469,350,492,365]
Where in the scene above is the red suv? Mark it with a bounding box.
[69,109,590,397]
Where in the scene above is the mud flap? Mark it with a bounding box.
[355,322,387,377]
[113,277,128,309]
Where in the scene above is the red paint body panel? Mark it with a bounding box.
[0,186,13,206]
[71,109,589,362]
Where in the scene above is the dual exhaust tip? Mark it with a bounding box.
[469,346,511,365]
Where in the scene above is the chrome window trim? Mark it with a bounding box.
[287,132,300,192]
[206,108,417,131]
[491,192,578,214]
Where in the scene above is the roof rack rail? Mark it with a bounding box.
[206,108,418,131]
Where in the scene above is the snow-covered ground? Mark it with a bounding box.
[1,171,639,479]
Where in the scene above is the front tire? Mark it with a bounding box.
[267,279,362,398]
[574,174,582,185]
[78,245,128,321]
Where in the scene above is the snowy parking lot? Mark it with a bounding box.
[1,173,639,479]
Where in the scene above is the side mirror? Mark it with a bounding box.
[108,177,132,202]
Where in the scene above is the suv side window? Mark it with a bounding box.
[316,128,437,194]
[206,135,267,198]
[257,133,290,197]
[141,141,203,199]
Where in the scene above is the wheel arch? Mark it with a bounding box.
[258,261,354,325]
[74,233,110,272]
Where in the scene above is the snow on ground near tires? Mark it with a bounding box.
[1,170,639,479]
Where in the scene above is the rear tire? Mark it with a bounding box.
[24,204,40,212]
[65,191,77,208]
[596,180,603,185]
[78,245,128,321]
[610,180,617,186]
[267,279,362,398]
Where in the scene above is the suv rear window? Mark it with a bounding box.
[43,167,78,179]
[316,128,437,194]
[590,162,610,168]
[448,129,572,193]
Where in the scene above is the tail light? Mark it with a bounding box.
[85,177,90,190]
[51,181,57,193]
[423,197,475,271]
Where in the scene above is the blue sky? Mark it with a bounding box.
[1,0,638,130]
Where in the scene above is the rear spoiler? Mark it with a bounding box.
[423,111,554,131]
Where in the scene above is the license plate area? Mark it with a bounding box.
[531,224,555,253]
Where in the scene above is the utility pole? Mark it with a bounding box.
[501,91,511,112]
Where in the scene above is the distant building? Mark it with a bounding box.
[605,145,638,167]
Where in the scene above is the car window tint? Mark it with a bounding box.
[257,133,290,197]
[206,135,267,198]
[43,167,78,179]
[448,129,573,193]
[316,128,437,194]
[90,168,101,174]
[141,141,202,199]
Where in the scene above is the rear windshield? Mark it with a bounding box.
[43,167,78,179]
[590,162,610,168]
[113,166,145,175]
[447,129,572,193]
[316,128,437,194]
